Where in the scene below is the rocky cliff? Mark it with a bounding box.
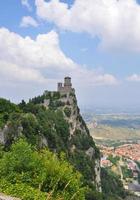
[0,193,20,200]
[0,88,101,192]
[43,90,101,191]
[125,196,140,200]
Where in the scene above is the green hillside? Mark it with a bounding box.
[0,94,127,200]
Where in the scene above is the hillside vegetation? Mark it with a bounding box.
[0,95,127,200]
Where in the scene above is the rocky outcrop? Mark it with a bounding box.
[43,90,101,191]
[0,193,20,200]
[94,159,102,192]
[125,196,140,200]
[0,83,101,192]
[39,134,48,148]
[0,129,5,144]
[0,125,23,146]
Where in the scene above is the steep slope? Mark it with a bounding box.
[0,78,127,199]
[0,89,101,192]
[43,90,101,191]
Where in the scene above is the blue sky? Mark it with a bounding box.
[0,0,140,109]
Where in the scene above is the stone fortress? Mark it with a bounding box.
[43,77,75,107]
[57,77,75,94]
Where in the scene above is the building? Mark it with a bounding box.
[57,77,74,94]
[101,157,112,167]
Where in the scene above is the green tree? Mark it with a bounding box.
[101,168,126,198]
[0,139,86,200]
[0,98,20,128]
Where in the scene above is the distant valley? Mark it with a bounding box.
[83,111,140,197]
[86,114,140,146]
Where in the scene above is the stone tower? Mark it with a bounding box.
[57,77,73,93]
[57,82,63,91]
[64,77,72,90]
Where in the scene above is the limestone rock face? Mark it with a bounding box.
[0,129,5,144]
[0,125,23,146]
[43,89,101,191]
[94,159,102,192]
[58,91,89,137]
[86,147,95,159]
[39,134,48,148]
[0,78,101,192]
[64,92,101,191]
[125,196,140,200]
[0,193,20,200]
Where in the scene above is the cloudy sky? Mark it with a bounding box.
[0,0,140,109]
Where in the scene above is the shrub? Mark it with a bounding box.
[121,166,133,179]
[101,168,126,198]
[71,129,96,151]
[49,100,65,109]
[61,94,67,98]
[85,189,103,200]
[108,155,120,166]
[52,92,60,100]
[0,139,86,200]
[69,150,96,181]
[0,98,20,128]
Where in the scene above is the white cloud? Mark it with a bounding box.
[0,27,118,92]
[126,74,140,82]
[0,61,46,84]
[71,67,118,87]
[20,16,39,27]
[0,28,76,71]
[21,0,32,11]
[35,0,140,52]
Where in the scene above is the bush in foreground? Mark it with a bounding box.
[0,138,85,200]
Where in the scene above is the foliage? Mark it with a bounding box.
[52,92,61,100]
[61,94,67,98]
[49,100,65,109]
[121,166,133,179]
[77,114,90,135]
[0,98,20,128]
[71,129,96,151]
[136,162,140,184]
[0,98,20,114]
[69,150,95,183]
[19,101,45,114]
[108,155,120,165]
[5,103,70,150]
[0,139,85,200]
[101,168,126,198]
[25,92,60,106]
[37,109,70,151]
[21,113,40,145]
[85,188,103,200]
[69,92,75,97]
[138,172,140,184]
[28,92,52,105]
[0,179,47,200]
[0,144,4,158]
[0,95,126,200]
